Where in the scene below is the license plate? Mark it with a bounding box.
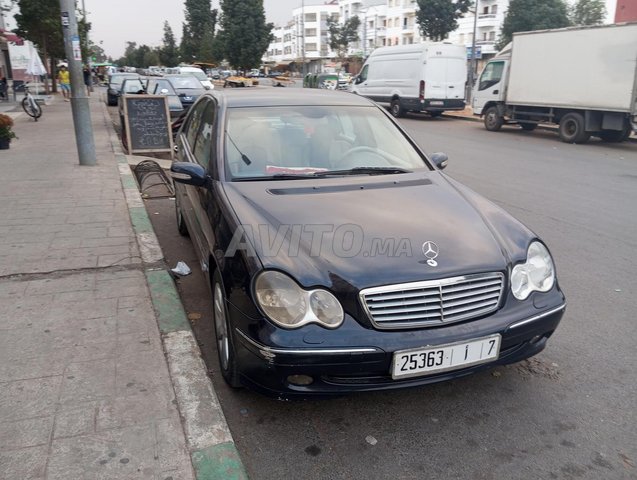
[391,334,501,379]
[429,100,444,106]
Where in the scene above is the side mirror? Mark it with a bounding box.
[170,162,208,187]
[354,76,362,85]
[430,152,448,170]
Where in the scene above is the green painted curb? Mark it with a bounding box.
[192,442,248,480]
[116,154,127,164]
[121,174,137,190]
[145,269,190,333]
[129,206,153,234]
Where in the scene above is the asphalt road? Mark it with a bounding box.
[137,108,637,480]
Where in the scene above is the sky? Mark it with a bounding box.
[1,0,619,59]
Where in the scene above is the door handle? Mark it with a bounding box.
[493,90,499,94]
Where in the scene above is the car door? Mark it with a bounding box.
[472,60,507,114]
[178,98,218,268]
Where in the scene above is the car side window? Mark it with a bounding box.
[478,61,504,91]
[184,100,208,150]
[192,102,215,169]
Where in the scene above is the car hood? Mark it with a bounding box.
[222,172,533,291]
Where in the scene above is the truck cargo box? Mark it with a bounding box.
[506,23,637,112]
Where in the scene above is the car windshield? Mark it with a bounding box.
[109,74,137,86]
[189,71,208,81]
[122,79,145,93]
[169,76,202,89]
[225,106,429,180]
[150,80,176,95]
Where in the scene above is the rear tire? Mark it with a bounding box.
[598,125,630,143]
[559,113,590,144]
[484,106,503,131]
[212,270,241,388]
[390,98,405,118]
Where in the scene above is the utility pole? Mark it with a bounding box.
[468,0,479,103]
[59,0,96,166]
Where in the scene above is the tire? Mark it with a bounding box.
[21,97,42,119]
[429,111,443,118]
[175,196,189,237]
[559,113,590,144]
[390,98,406,118]
[520,123,537,131]
[212,270,241,388]
[484,106,504,131]
[598,124,631,143]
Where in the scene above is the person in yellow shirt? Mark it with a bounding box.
[58,65,70,102]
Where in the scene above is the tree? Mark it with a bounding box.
[123,41,137,66]
[159,21,179,66]
[415,0,472,41]
[327,15,361,59]
[88,42,107,63]
[570,0,606,25]
[181,0,217,62]
[215,0,273,70]
[14,0,91,92]
[498,0,570,49]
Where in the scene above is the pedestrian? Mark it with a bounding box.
[57,65,70,102]
[0,77,7,100]
[83,65,91,96]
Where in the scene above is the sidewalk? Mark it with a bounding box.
[0,93,242,479]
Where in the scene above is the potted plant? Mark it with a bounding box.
[0,113,17,149]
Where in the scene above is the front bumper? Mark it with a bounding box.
[229,295,566,397]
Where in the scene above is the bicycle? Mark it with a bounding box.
[21,84,43,121]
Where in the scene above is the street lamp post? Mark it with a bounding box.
[468,0,479,104]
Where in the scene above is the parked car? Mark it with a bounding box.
[163,75,207,109]
[171,66,214,90]
[169,89,565,397]
[106,72,140,106]
[144,78,185,119]
[117,77,146,127]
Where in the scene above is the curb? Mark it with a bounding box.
[99,100,248,480]
[443,112,637,143]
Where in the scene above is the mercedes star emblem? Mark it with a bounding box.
[422,241,439,267]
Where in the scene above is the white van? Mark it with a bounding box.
[174,66,214,90]
[350,43,467,117]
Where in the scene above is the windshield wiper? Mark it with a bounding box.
[314,166,412,176]
[233,173,321,181]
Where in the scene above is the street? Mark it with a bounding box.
[141,110,637,480]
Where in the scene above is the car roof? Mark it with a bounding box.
[210,88,375,108]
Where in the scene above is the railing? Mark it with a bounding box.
[478,13,496,19]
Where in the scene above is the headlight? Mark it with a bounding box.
[511,242,555,300]
[254,271,344,329]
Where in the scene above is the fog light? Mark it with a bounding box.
[287,375,314,386]
[529,335,542,344]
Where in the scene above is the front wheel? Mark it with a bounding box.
[212,271,241,388]
[21,97,42,120]
[484,106,503,131]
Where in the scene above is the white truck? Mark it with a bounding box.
[351,43,467,118]
[472,23,637,143]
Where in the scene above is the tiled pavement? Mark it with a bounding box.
[0,96,195,479]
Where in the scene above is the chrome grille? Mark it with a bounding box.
[360,273,504,329]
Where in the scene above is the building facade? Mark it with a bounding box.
[263,0,510,71]
[615,0,637,22]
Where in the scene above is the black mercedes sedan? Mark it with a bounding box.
[170,89,566,397]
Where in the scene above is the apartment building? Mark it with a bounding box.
[264,1,339,73]
[263,0,509,70]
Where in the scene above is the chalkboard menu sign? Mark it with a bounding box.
[122,95,173,155]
